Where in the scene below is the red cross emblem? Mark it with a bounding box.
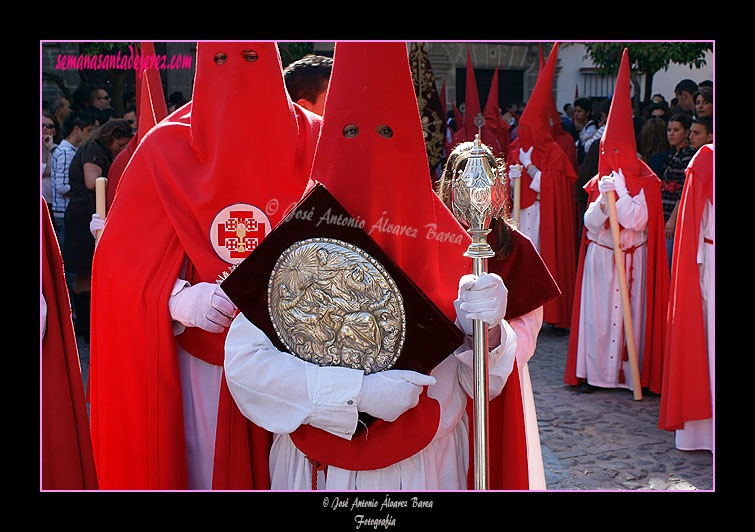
[210,204,270,264]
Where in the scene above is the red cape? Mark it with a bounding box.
[659,144,713,430]
[41,198,98,490]
[90,43,321,489]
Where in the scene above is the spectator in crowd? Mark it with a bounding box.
[573,97,596,163]
[672,79,698,117]
[123,105,138,134]
[694,86,713,118]
[42,111,59,210]
[689,116,712,151]
[49,96,72,128]
[168,91,188,113]
[283,54,333,116]
[638,116,671,172]
[651,113,695,270]
[63,119,132,339]
[50,112,98,248]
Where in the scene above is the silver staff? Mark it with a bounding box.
[450,134,506,490]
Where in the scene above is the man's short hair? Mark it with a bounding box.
[63,111,97,137]
[574,97,593,114]
[283,54,333,105]
[693,115,712,135]
[674,78,698,96]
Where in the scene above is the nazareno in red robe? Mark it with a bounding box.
[41,198,98,490]
[564,48,669,393]
[658,144,713,431]
[506,42,577,329]
[300,42,557,489]
[89,42,321,489]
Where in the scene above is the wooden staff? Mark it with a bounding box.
[95,177,107,245]
[604,189,642,401]
[512,164,522,228]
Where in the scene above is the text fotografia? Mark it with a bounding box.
[325,494,434,529]
[55,45,192,73]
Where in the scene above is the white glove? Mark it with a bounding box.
[518,146,533,168]
[89,213,105,238]
[611,168,629,197]
[168,282,236,333]
[598,174,615,195]
[508,164,522,180]
[454,273,508,336]
[357,369,436,422]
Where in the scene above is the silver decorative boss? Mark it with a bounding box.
[268,238,406,374]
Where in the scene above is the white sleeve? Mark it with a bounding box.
[584,194,609,233]
[509,306,544,370]
[224,313,362,440]
[528,170,542,193]
[614,188,648,232]
[453,318,518,400]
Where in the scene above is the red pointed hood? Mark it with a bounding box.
[464,49,483,138]
[190,43,300,166]
[598,48,648,179]
[483,66,500,120]
[136,42,168,142]
[518,42,559,151]
[309,41,471,321]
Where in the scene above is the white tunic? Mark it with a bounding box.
[223,311,538,490]
[517,173,541,252]
[674,199,714,451]
[575,190,648,390]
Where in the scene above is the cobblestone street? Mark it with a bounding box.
[529,325,714,491]
[75,321,714,491]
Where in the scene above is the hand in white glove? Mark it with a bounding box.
[454,273,508,336]
[518,146,534,168]
[89,213,105,238]
[611,168,629,197]
[168,282,236,333]
[598,174,615,195]
[508,164,522,180]
[357,369,436,422]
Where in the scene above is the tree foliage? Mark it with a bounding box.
[583,42,713,105]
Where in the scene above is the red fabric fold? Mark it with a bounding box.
[658,144,713,430]
[41,198,98,490]
[90,42,320,489]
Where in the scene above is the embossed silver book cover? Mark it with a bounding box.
[268,238,406,374]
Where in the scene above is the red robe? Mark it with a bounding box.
[41,198,98,490]
[90,42,321,489]
[300,41,541,489]
[659,144,713,430]
[509,43,577,329]
[506,135,578,329]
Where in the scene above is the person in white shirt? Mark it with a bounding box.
[50,112,97,247]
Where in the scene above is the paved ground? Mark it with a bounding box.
[75,322,714,491]
[529,324,714,491]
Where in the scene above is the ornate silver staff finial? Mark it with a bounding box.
[449,133,506,491]
[451,134,506,260]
